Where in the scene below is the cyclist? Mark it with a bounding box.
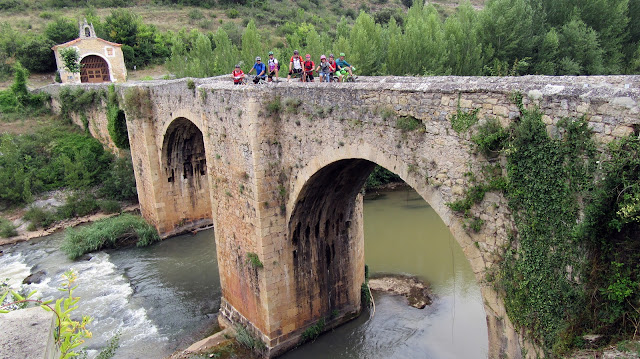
[327,54,338,82]
[267,51,279,82]
[302,54,315,82]
[315,55,332,82]
[287,50,303,81]
[336,52,353,82]
[231,64,245,85]
[247,56,266,84]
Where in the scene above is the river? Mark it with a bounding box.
[0,187,487,358]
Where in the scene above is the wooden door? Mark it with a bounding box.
[80,55,110,83]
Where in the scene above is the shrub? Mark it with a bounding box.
[56,192,99,219]
[99,153,138,201]
[246,252,263,268]
[61,213,159,259]
[45,17,78,44]
[0,217,17,238]
[450,107,479,133]
[188,8,204,20]
[301,318,325,342]
[396,115,422,132]
[98,199,122,214]
[15,36,56,73]
[227,8,239,18]
[0,128,112,207]
[265,96,282,117]
[471,118,508,157]
[23,207,57,229]
[235,325,265,351]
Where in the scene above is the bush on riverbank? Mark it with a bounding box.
[61,213,159,259]
[0,217,17,238]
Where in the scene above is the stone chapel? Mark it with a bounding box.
[52,20,127,84]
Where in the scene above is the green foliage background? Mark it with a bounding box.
[1,0,638,79]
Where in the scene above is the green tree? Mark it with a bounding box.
[444,2,483,75]
[403,3,448,75]
[479,0,539,69]
[15,35,56,73]
[59,47,81,73]
[557,18,604,75]
[212,27,238,74]
[303,25,323,62]
[45,17,78,45]
[533,28,559,74]
[241,20,263,70]
[385,17,404,75]
[102,9,162,68]
[578,0,628,73]
[349,11,384,75]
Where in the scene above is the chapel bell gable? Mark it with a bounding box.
[79,19,97,39]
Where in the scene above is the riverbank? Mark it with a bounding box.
[0,203,140,247]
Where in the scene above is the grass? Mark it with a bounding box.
[61,213,159,259]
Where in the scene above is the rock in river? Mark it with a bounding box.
[368,274,433,309]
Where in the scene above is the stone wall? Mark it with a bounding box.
[40,75,640,358]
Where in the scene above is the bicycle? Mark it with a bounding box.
[302,70,314,82]
[249,75,268,84]
[336,66,357,82]
[232,75,247,85]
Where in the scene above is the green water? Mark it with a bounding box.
[0,186,487,358]
[282,187,488,358]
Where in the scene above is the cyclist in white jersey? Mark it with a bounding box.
[287,50,303,81]
[267,51,279,82]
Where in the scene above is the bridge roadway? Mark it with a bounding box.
[47,75,639,358]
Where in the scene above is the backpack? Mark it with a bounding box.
[304,60,314,71]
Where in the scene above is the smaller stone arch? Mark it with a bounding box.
[80,55,111,83]
[159,117,212,234]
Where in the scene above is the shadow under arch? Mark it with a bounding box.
[160,117,213,235]
[284,143,489,351]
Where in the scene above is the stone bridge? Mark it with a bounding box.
[48,75,639,358]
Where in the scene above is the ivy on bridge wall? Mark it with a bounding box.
[449,94,640,356]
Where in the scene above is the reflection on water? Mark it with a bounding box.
[0,186,487,358]
[282,187,488,359]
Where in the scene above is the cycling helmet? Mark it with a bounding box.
[293,50,299,54]
[339,52,345,57]
[235,64,240,68]
[268,51,274,55]
[255,56,261,61]
[305,54,311,58]
[320,55,326,60]
[329,54,335,58]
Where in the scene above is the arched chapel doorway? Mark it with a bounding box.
[80,55,110,83]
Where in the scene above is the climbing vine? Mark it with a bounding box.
[499,107,596,354]
[448,92,640,355]
[106,85,129,149]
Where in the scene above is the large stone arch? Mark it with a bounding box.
[282,142,512,358]
[159,116,212,236]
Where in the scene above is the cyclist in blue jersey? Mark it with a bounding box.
[247,56,266,84]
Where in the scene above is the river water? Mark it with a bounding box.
[0,187,487,358]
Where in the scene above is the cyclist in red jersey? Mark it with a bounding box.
[302,54,315,82]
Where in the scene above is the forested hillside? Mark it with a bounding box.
[0,0,638,83]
